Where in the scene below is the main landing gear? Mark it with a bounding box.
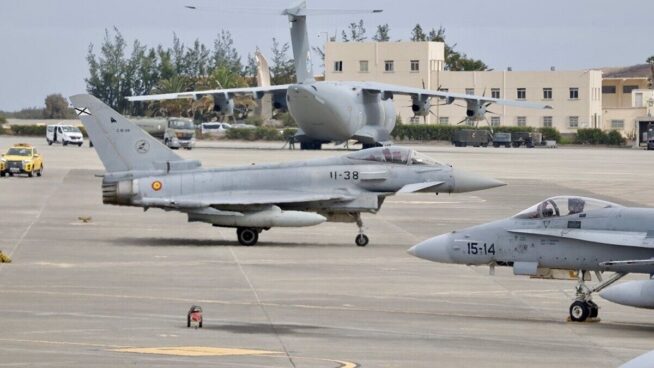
[354,213,369,247]
[236,227,261,246]
[568,270,626,322]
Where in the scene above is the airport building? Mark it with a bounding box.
[325,41,654,138]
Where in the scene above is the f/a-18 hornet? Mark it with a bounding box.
[70,94,504,246]
[409,196,654,322]
[128,1,551,150]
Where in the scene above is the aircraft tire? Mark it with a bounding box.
[237,227,259,246]
[355,234,369,247]
[588,300,599,318]
[569,300,590,322]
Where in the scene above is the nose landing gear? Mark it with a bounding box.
[354,213,369,247]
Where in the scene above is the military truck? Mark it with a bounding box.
[511,132,542,148]
[492,132,512,148]
[131,117,196,150]
[451,129,493,147]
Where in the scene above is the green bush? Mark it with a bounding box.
[575,128,624,145]
[605,130,626,146]
[275,112,297,128]
[390,124,563,143]
[282,128,298,141]
[225,127,283,141]
[0,115,6,125]
[245,115,264,127]
[9,125,47,136]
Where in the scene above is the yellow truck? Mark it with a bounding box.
[0,143,44,177]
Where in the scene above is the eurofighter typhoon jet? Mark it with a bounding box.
[408,196,654,322]
[128,1,551,150]
[70,94,504,246]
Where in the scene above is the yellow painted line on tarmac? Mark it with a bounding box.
[113,346,281,357]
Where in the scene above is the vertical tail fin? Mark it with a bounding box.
[69,94,199,175]
[281,1,382,84]
[283,1,314,83]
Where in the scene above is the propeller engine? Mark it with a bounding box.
[411,95,431,117]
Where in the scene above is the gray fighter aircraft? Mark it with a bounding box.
[69,94,504,246]
[408,196,654,322]
[128,1,551,150]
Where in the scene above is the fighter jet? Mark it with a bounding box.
[620,350,654,368]
[69,94,504,246]
[408,196,654,322]
[128,1,551,150]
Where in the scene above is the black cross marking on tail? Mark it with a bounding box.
[74,107,91,116]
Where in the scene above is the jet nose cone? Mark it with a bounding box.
[451,169,505,193]
[408,233,453,263]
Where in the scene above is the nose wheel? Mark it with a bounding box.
[354,213,369,247]
[568,271,625,322]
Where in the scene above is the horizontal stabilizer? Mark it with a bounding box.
[508,228,654,249]
[398,181,444,193]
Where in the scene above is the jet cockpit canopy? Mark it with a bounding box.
[347,147,441,166]
[513,196,622,219]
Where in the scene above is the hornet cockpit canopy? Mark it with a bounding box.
[347,147,441,166]
[513,196,622,219]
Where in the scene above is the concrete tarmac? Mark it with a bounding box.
[1,136,653,367]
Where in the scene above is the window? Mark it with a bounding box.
[410,60,419,72]
[543,116,553,127]
[359,60,368,73]
[569,116,579,128]
[465,88,474,95]
[439,88,449,93]
[623,85,638,94]
[517,88,526,100]
[490,117,501,127]
[491,88,500,99]
[602,85,616,94]
[569,88,579,100]
[384,60,394,72]
[439,117,449,125]
[334,60,343,72]
[543,88,552,100]
[611,120,624,129]
[517,116,527,127]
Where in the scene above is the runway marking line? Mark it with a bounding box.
[113,346,280,357]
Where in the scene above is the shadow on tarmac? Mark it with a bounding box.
[113,237,353,248]
[202,322,324,335]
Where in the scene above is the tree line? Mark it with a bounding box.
[85,27,296,117]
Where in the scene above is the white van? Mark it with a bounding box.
[200,122,231,136]
[46,124,84,146]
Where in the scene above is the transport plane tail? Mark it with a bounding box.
[281,1,382,83]
[69,94,200,177]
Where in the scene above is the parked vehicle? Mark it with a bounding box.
[452,129,492,147]
[132,117,196,150]
[0,143,44,177]
[200,122,231,136]
[492,132,512,148]
[46,124,84,146]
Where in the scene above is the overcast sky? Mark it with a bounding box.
[1,0,652,111]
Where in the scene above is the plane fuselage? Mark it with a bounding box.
[286,81,396,144]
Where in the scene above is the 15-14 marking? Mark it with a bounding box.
[466,242,495,255]
[329,171,359,180]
